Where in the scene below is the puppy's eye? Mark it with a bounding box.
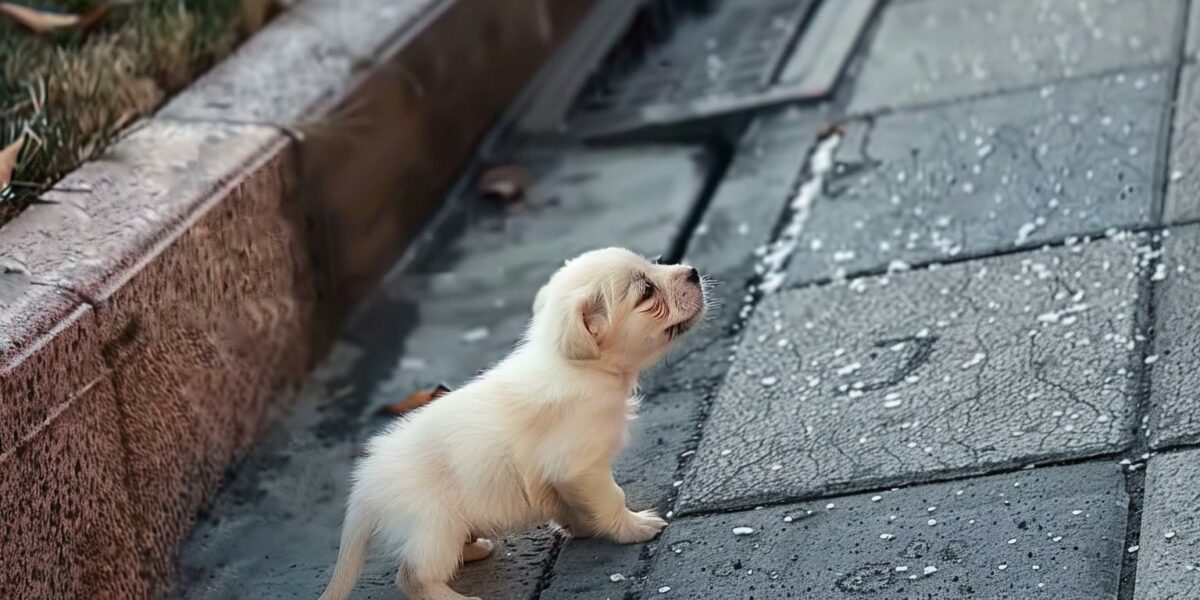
[639,281,656,303]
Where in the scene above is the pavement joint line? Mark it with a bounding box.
[842,61,1179,123]
[780,221,1188,295]
[675,447,1130,520]
[665,138,738,265]
[1117,232,1166,599]
[1115,10,1191,592]
[1152,0,1193,226]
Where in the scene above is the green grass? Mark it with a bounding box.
[0,0,271,224]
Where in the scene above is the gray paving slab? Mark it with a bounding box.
[172,145,712,599]
[1134,449,1200,600]
[848,0,1182,114]
[1165,66,1200,224]
[682,238,1146,514]
[1147,225,1200,449]
[648,463,1128,600]
[788,71,1169,286]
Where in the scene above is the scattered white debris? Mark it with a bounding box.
[928,519,937,526]
[732,527,755,536]
[836,362,862,376]
[883,399,903,409]
[770,464,783,471]
[761,376,779,387]
[880,533,895,540]
[720,449,732,456]
[895,566,909,572]
[998,564,1008,571]
[1165,531,1177,539]
[460,326,490,343]
[1072,510,1083,515]
[400,357,427,370]
[960,353,986,369]
[610,573,626,582]
[1145,355,1159,365]
[1007,539,1017,544]
[826,503,836,510]
[658,586,672,594]
[871,496,882,502]
[1128,545,1140,553]
[1015,222,1038,245]
[783,516,794,523]
[923,566,938,576]
[754,134,842,294]
[1171,170,1184,182]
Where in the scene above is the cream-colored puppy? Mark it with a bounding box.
[319,247,708,600]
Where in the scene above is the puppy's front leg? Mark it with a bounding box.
[554,468,666,544]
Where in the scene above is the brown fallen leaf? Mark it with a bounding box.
[377,383,452,416]
[0,3,80,32]
[817,122,845,140]
[0,2,111,33]
[0,136,25,190]
[73,3,111,32]
[478,165,534,204]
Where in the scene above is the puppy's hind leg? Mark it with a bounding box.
[395,520,479,600]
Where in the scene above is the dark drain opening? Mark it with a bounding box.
[572,0,812,116]
[519,0,878,139]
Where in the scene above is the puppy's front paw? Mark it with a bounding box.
[611,509,667,544]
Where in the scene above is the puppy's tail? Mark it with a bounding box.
[319,503,373,600]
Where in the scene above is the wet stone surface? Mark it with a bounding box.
[1134,449,1200,600]
[647,463,1127,600]
[1147,225,1200,449]
[788,71,1169,285]
[1165,65,1200,224]
[682,239,1145,513]
[172,145,712,599]
[848,0,1182,113]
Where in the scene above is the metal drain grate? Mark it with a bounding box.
[573,1,814,116]
[515,0,877,138]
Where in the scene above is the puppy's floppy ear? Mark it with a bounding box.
[559,292,607,360]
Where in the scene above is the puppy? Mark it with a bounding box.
[319,247,708,600]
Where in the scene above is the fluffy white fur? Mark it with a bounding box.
[319,247,708,600]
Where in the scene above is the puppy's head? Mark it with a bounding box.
[529,247,707,369]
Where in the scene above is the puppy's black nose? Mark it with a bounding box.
[686,267,700,284]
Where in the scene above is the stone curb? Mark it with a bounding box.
[0,0,592,596]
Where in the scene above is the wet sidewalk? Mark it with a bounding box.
[174,0,1200,598]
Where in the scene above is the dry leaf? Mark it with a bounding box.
[817,122,845,140]
[478,165,534,204]
[377,383,452,416]
[0,3,81,32]
[74,3,112,32]
[0,136,25,190]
